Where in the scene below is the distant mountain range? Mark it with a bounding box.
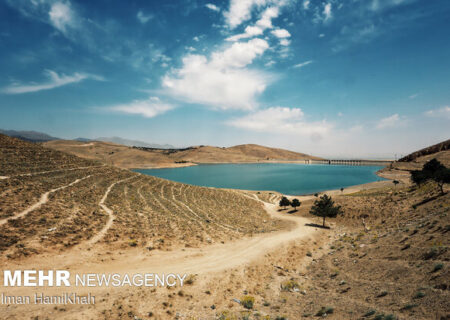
[0,129,59,143]
[94,137,174,149]
[0,129,174,149]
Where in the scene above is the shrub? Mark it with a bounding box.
[364,310,376,317]
[241,296,255,309]
[432,263,444,272]
[315,307,334,316]
[401,304,417,311]
[280,280,300,291]
[184,274,196,285]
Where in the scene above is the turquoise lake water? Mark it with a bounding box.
[134,163,385,195]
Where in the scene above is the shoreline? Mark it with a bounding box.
[134,162,403,200]
[133,159,390,170]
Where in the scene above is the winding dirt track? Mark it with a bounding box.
[0,175,92,226]
[86,176,136,245]
[4,194,320,280]
[1,185,324,320]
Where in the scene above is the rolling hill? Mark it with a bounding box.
[43,140,323,168]
[0,129,59,143]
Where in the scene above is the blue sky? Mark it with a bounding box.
[0,0,449,158]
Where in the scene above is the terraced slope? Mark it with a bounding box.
[0,134,99,176]
[0,134,283,259]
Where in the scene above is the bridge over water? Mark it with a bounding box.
[304,159,392,166]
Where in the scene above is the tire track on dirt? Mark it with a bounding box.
[0,175,92,226]
[86,176,136,245]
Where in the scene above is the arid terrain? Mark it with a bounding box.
[43,140,322,169]
[0,134,449,319]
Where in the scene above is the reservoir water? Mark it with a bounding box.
[134,163,385,195]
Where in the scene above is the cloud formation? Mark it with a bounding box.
[108,97,174,118]
[1,70,103,94]
[205,3,220,12]
[425,106,450,119]
[49,2,75,33]
[293,60,313,69]
[323,3,332,21]
[137,10,154,24]
[376,113,403,129]
[227,106,331,139]
[271,28,291,38]
[162,38,271,110]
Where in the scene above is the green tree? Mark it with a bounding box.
[392,180,399,187]
[340,187,344,193]
[291,198,301,211]
[423,158,445,174]
[411,159,449,193]
[279,196,291,209]
[309,194,343,227]
[411,170,427,186]
[434,167,450,194]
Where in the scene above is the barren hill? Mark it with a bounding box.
[398,138,450,162]
[0,133,283,256]
[43,139,322,168]
[42,139,179,168]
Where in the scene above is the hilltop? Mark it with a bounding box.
[0,129,59,143]
[43,140,322,168]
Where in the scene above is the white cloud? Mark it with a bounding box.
[227,106,331,139]
[409,93,418,99]
[163,38,271,110]
[293,60,313,69]
[369,0,416,12]
[425,106,450,119]
[137,10,153,24]
[376,114,403,129]
[49,2,75,33]
[303,0,310,10]
[271,28,291,38]
[226,6,280,42]
[226,25,263,42]
[255,6,279,29]
[279,39,291,46]
[224,0,270,29]
[205,3,221,12]
[108,97,174,118]
[1,70,103,94]
[211,38,269,68]
[323,3,332,21]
